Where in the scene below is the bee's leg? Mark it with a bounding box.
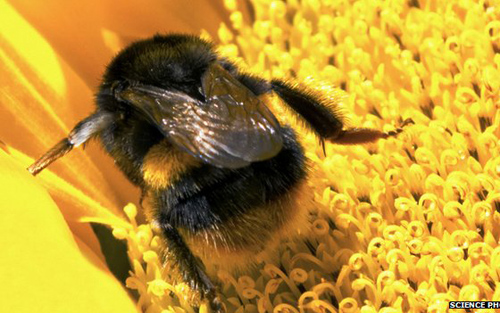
[329,118,414,144]
[270,79,345,139]
[161,224,224,313]
[328,127,397,144]
[269,79,413,144]
[27,111,114,175]
[237,74,345,139]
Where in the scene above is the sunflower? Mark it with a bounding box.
[2,0,500,312]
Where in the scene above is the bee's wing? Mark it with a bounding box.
[117,64,283,168]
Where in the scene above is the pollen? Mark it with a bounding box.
[112,203,197,313]
[112,0,500,311]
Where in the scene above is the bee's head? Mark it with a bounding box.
[101,34,217,102]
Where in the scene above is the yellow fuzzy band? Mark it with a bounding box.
[142,139,200,190]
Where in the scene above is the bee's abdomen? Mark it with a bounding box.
[149,127,309,270]
[154,127,306,229]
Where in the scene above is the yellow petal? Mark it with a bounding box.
[0,149,138,313]
[4,146,130,228]
[8,0,228,85]
[0,0,140,214]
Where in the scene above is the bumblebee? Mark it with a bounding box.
[28,34,410,312]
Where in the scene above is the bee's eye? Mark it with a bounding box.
[111,81,130,102]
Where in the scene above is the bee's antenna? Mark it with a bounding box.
[27,111,114,176]
[27,139,74,175]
